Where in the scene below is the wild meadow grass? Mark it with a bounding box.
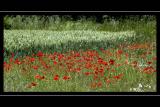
[3,15,156,92]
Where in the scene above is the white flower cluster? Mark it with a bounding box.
[130,83,144,92]
[130,83,152,92]
[4,30,136,51]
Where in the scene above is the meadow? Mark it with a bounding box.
[3,15,157,92]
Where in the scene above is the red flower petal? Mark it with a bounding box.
[109,59,115,65]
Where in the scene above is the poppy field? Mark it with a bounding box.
[3,15,157,92]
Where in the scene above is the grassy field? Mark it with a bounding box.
[3,15,157,92]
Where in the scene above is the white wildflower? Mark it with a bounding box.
[138,83,143,88]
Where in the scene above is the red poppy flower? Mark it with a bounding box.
[125,53,129,58]
[53,61,57,65]
[29,57,35,62]
[14,59,22,65]
[34,74,45,80]
[53,75,59,80]
[27,82,37,88]
[109,59,115,65]
[98,58,103,63]
[143,66,155,74]
[94,67,99,71]
[67,56,72,60]
[53,52,57,56]
[63,76,70,80]
[37,51,43,57]
[102,61,108,66]
[11,52,15,58]
[93,75,98,80]
[35,74,41,79]
[85,62,92,69]
[75,68,81,73]
[147,61,152,65]
[113,73,124,80]
[9,58,13,63]
[4,62,12,71]
[105,78,111,84]
[4,61,7,65]
[94,71,99,75]
[97,82,102,88]
[58,54,64,61]
[117,49,123,55]
[43,64,51,69]
[99,68,104,73]
[84,72,90,76]
[84,57,93,61]
[143,66,154,73]
[100,48,104,51]
[32,65,39,70]
[74,52,80,57]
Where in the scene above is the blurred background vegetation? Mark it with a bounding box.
[4,15,156,41]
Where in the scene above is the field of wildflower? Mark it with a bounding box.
[3,15,157,92]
